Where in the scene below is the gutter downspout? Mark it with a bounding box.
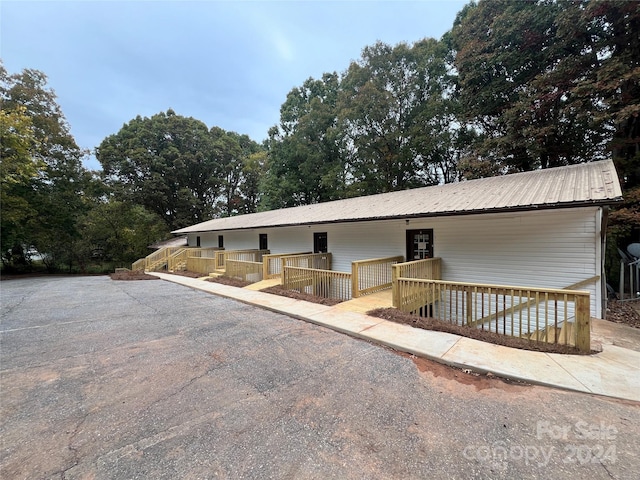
[601,206,609,319]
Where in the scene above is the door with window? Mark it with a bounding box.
[314,232,328,253]
[406,229,433,260]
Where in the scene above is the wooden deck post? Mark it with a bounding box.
[391,265,399,308]
[352,262,360,298]
[575,293,591,353]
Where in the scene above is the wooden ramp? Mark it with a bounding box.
[244,278,282,291]
[334,289,393,314]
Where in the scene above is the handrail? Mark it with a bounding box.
[188,247,222,258]
[392,257,441,307]
[352,255,404,298]
[262,252,312,279]
[145,246,184,271]
[167,248,189,271]
[226,259,263,282]
[393,277,590,352]
[282,265,351,301]
[215,249,270,271]
[185,256,217,275]
[132,258,146,271]
[392,257,442,280]
[282,253,332,271]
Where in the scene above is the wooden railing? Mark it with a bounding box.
[391,257,441,306]
[392,257,442,281]
[352,256,404,298]
[393,278,591,352]
[262,252,312,279]
[144,246,184,271]
[185,256,218,275]
[282,253,332,271]
[132,258,145,271]
[167,248,189,271]
[226,260,263,283]
[215,249,269,270]
[282,266,352,301]
[188,247,222,258]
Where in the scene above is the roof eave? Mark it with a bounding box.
[172,197,623,235]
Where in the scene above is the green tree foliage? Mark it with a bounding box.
[453,1,592,173]
[241,150,267,213]
[263,73,347,208]
[76,201,167,267]
[340,39,462,194]
[212,127,263,216]
[450,0,639,179]
[1,64,92,271]
[97,111,263,229]
[0,105,41,260]
[264,40,464,205]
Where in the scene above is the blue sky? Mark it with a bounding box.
[1,0,467,170]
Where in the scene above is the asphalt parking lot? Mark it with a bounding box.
[1,276,639,479]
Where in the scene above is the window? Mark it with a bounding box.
[218,235,224,248]
[314,232,328,253]
[196,236,201,247]
[259,233,268,250]
[406,229,433,260]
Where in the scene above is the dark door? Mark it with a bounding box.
[406,229,433,260]
[259,233,268,250]
[314,232,328,253]
[196,236,201,247]
[218,235,224,248]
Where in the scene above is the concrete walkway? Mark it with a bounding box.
[151,273,640,403]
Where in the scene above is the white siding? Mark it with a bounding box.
[187,206,602,317]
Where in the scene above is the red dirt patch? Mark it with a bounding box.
[260,285,343,306]
[397,351,530,392]
[368,307,592,355]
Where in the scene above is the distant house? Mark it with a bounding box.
[173,160,622,319]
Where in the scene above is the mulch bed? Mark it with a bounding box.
[368,307,591,355]
[109,270,159,281]
[260,285,343,306]
[206,276,252,288]
[606,299,640,328]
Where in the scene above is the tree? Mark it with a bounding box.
[263,73,347,209]
[240,150,267,213]
[76,201,167,268]
[97,111,263,229]
[339,39,462,194]
[450,0,636,174]
[0,105,40,266]
[212,128,263,216]
[98,110,218,230]
[1,64,91,271]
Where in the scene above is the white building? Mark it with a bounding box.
[174,160,622,319]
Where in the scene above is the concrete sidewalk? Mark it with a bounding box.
[151,273,640,403]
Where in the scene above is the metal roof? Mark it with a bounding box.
[173,159,623,234]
